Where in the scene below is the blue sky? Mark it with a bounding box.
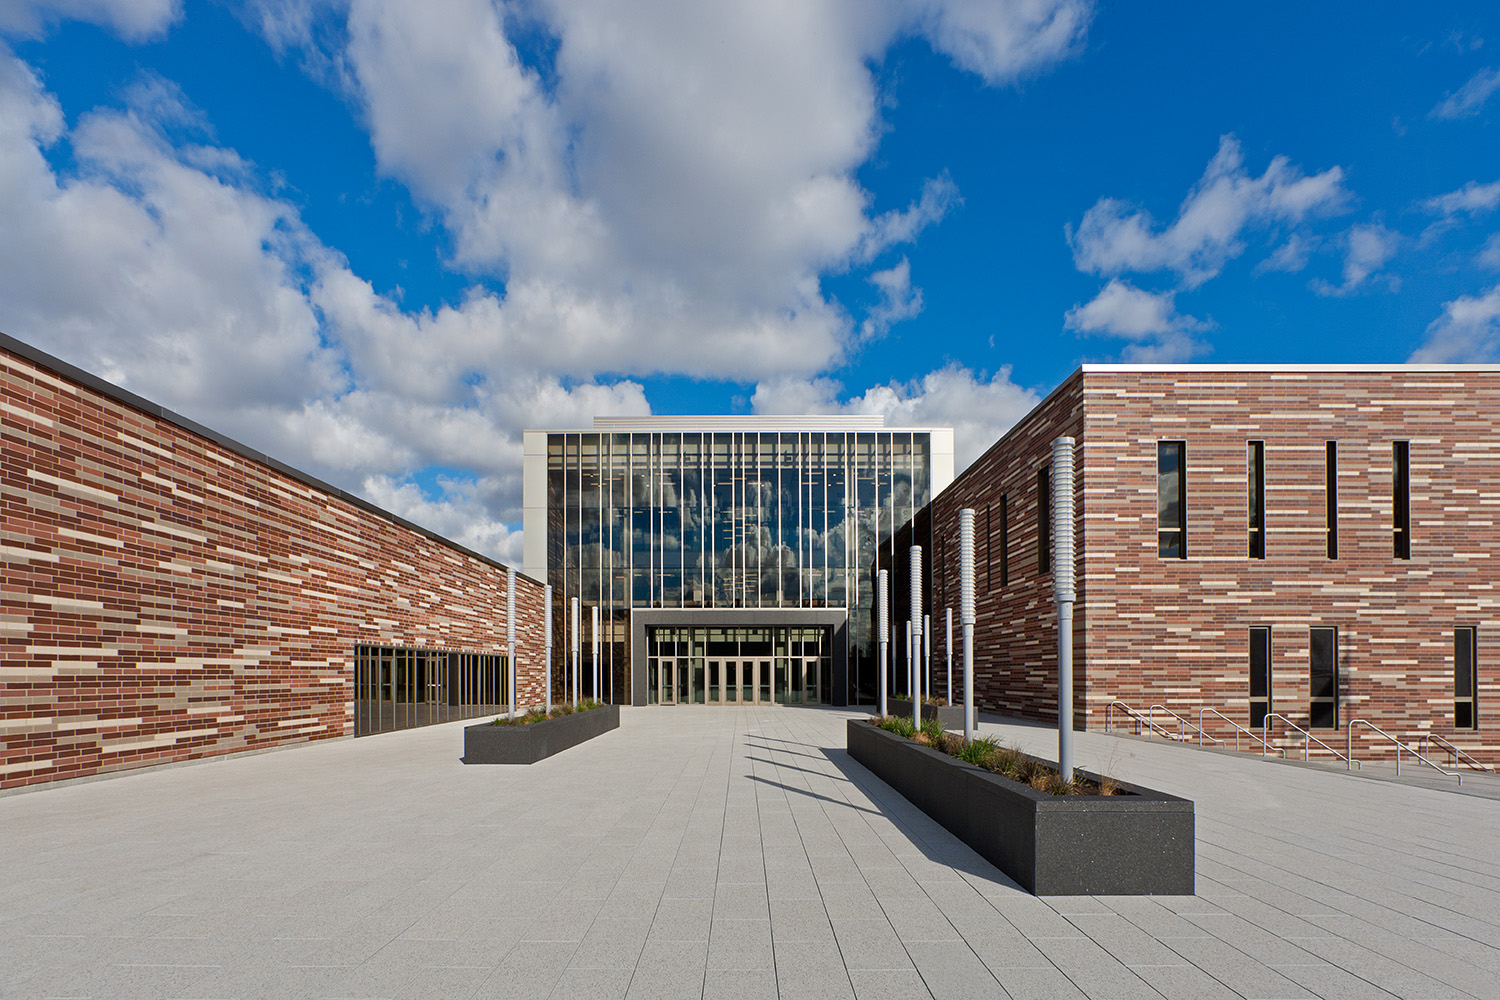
[2,1,1497,562]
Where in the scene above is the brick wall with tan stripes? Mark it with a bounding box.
[934,367,1499,763]
[1,339,546,790]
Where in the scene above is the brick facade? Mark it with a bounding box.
[1,336,546,791]
[932,367,1499,763]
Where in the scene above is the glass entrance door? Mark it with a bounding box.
[802,658,821,705]
[657,657,677,705]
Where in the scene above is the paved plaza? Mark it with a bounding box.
[3,705,1498,1000]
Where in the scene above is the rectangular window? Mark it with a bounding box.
[1393,441,1410,560]
[1325,441,1338,560]
[1036,468,1051,574]
[1456,627,1477,730]
[1249,627,1271,728]
[1247,441,1265,559]
[998,493,1009,586]
[983,504,991,591]
[1309,627,1338,729]
[1158,441,1186,559]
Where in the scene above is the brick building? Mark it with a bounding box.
[919,365,1498,763]
[1,334,548,791]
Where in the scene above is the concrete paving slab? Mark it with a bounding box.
[4,705,1499,999]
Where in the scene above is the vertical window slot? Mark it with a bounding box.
[1309,627,1338,729]
[1325,442,1338,560]
[1456,627,1477,730]
[1158,441,1186,559]
[1249,627,1272,728]
[998,493,1009,587]
[1248,441,1265,559]
[1393,441,1410,560]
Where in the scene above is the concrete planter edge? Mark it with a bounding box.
[463,704,620,764]
[846,718,1195,895]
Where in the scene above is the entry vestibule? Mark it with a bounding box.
[646,625,832,705]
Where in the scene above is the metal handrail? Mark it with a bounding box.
[1149,704,1225,746]
[1417,733,1494,773]
[1199,707,1284,756]
[1106,700,1183,742]
[1349,720,1460,785]
[1262,713,1360,768]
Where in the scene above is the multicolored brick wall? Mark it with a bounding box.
[1,337,546,791]
[934,367,1498,762]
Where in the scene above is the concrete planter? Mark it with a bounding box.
[887,698,966,729]
[464,705,620,764]
[847,719,1194,895]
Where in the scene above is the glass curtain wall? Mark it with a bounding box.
[548,430,933,704]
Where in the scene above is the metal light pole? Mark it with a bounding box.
[543,585,553,714]
[923,613,931,703]
[960,509,975,741]
[1052,438,1077,783]
[592,605,601,704]
[945,608,953,706]
[877,569,889,717]
[571,597,580,708]
[910,545,922,730]
[506,568,517,720]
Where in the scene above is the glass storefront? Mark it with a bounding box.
[353,644,509,735]
[645,625,832,705]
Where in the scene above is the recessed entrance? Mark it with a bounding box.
[646,625,832,705]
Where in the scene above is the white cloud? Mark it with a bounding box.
[0,49,650,551]
[909,0,1092,85]
[360,474,523,564]
[0,0,178,40]
[1431,66,1500,120]
[1409,286,1500,361]
[250,0,1086,384]
[1481,233,1500,270]
[751,364,1042,472]
[1256,233,1317,274]
[1062,278,1208,362]
[1311,223,1399,297]
[1422,179,1500,217]
[860,258,923,339]
[1067,134,1348,288]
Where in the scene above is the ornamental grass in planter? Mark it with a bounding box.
[848,717,1194,895]
[872,715,1122,796]
[490,698,604,726]
[464,699,619,764]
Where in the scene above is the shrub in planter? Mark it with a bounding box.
[464,702,619,764]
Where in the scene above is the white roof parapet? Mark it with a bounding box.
[587,414,891,431]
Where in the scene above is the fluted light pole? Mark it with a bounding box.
[945,607,953,706]
[910,545,922,730]
[960,508,975,741]
[543,585,553,714]
[877,569,889,717]
[592,605,601,703]
[571,597,580,708]
[506,568,517,721]
[1052,437,1077,783]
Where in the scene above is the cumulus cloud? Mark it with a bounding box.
[1481,233,1500,270]
[0,0,1093,552]
[751,364,1042,472]
[1409,286,1500,362]
[1067,134,1348,289]
[1310,223,1399,297]
[1256,233,1317,274]
[1062,279,1208,362]
[0,0,178,40]
[1431,66,1500,120]
[1423,179,1500,218]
